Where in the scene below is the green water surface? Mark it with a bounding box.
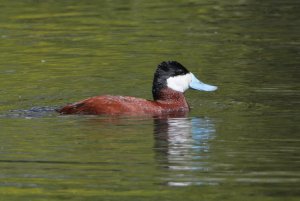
[0,0,299,200]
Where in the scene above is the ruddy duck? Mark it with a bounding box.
[57,61,217,116]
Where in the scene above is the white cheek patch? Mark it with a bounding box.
[167,73,192,92]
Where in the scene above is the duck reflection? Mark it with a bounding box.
[153,116,216,186]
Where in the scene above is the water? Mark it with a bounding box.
[0,0,299,200]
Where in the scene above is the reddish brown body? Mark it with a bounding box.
[57,88,190,116]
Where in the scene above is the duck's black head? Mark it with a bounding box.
[152,61,190,100]
[152,61,218,100]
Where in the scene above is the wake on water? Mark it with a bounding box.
[1,106,60,118]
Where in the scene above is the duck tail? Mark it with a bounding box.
[56,102,85,114]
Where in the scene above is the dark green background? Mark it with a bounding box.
[0,0,299,200]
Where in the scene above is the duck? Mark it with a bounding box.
[57,61,217,116]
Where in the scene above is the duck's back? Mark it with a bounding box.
[57,95,160,115]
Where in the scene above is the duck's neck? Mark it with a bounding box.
[153,88,189,108]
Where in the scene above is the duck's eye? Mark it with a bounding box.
[176,70,185,75]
